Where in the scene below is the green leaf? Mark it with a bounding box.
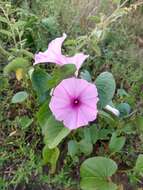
[68,140,78,157]
[95,72,116,109]
[98,129,113,140]
[78,140,93,156]
[47,64,76,88]
[134,154,143,175]
[112,0,121,5]
[17,116,33,130]
[0,76,8,91]
[135,117,143,133]
[117,88,129,97]
[83,128,92,143]
[37,100,51,129]
[80,157,118,190]
[31,68,51,95]
[0,16,8,24]
[99,110,114,121]
[88,125,113,144]
[0,29,12,37]
[89,125,99,144]
[80,70,92,82]
[109,133,126,153]
[42,145,60,173]
[12,21,26,29]
[116,103,131,117]
[44,116,70,149]
[12,91,28,103]
[4,57,30,74]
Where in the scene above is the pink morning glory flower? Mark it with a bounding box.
[49,77,99,130]
[34,33,89,72]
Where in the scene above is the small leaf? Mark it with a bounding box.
[0,16,8,24]
[135,117,143,133]
[78,140,93,156]
[80,156,118,190]
[0,76,8,91]
[112,0,121,5]
[116,103,131,117]
[109,133,126,153]
[98,129,113,140]
[42,145,60,173]
[95,72,116,109]
[89,125,99,144]
[117,89,129,97]
[17,116,33,130]
[83,128,92,143]
[4,57,30,74]
[68,140,78,157]
[134,154,143,175]
[44,116,70,149]
[12,91,28,103]
[0,29,12,37]
[80,70,92,82]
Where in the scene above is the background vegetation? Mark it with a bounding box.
[0,0,143,189]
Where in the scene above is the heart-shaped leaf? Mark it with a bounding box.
[80,156,118,190]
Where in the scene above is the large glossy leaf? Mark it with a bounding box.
[95,72,116,109]
[44,116,70,149]
[80,157,118,190]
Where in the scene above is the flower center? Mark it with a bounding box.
[72,98,80,107]
[74,99,79,104]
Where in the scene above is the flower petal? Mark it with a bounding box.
[60,77,89,97]
[79,104,98,123]
[34,33,67,65]
[63,108,78,130]
[80,83,98,100]
[64,53,89,71]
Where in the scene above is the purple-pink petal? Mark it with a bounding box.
[64,53,89,71]
[33,33,89,72]
[49,77,99,130]
[34,33,67,65]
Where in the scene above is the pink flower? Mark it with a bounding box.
[34,33,89,72]
[49,77,99,130]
